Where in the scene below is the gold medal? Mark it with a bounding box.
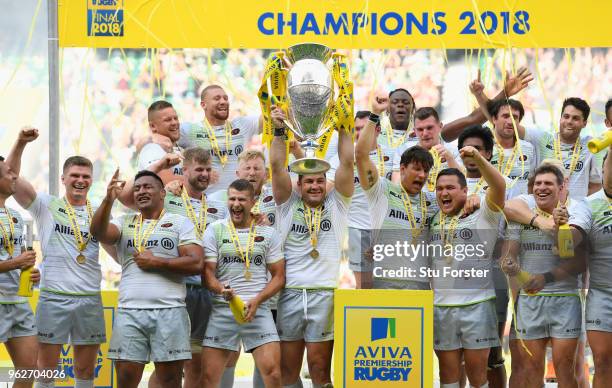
[244,270,252,281]
[64,199,93,264]
[303,203,323,260]
[181,188,207,239]
[400,187,427,243]
[76,254,86,264]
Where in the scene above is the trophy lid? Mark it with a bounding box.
[287,43,332,63]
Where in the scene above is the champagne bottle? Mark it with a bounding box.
[225,285,246,324]
[587,131,612,153]
[17,247,34,297]
[557,223,574,258]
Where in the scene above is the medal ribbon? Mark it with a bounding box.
[440,211,461,262]
[470,177,486,195]
[134,209,166,253]
[227,220,256,275]
[303,203,323,250]
[202,118,232,167]
[400,188,427,241]
[0,208,15,257]
[554,135,581,177]
[181,188,207,239]
[427,148,442,192]
[376,146,385,177]
[64,198,93,253]
[496,143,519,177]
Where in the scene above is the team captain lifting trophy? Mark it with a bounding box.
[259,42,355,172]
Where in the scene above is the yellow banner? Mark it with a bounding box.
[334,289,433,387]
[60,1,611,49]
[0,291,118,388]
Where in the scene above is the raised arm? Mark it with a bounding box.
[91,169,124,245]
[356,96,386,191]
[442,67,533,142]
[504,198,555,233]
[460,146,506,210]
[118,153,183,209]
[269,106,293,205]
[6,127,39,208]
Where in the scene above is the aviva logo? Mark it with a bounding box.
[371,317,396,341]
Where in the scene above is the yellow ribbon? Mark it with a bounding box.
[64,199,93,253]
[257,52,293,166]
[303,202,323,251]
[180,188,207,239]
[400,188,427,243]
[554,135,581,177]
[227,220,256,277]
[134,209,166,253]
[427,148,442,192]
[202,118,232,167]
[440,211,461,263]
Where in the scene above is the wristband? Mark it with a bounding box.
[274,127,286,137]
[543,271,555,284]
[369,112,380,125]
[529,214,538,228]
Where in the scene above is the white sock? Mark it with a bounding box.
[282,378,304,388]
[75,379,94,388]
[441,383,460,388]
[220,366,235,388]
[34,380,55,388]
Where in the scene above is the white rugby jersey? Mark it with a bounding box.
[179,115,259,193]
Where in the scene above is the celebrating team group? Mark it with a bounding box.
[0,66,611,388]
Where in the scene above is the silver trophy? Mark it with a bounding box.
[283,43,334,174]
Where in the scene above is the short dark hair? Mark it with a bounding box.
[437,168,467,188]
[355,110,371,120]
[134,170,164,189]
[414,107,440,122]
[605,98,612,119]
[63,156,93,173]
[534,164,564,186]
[297,173,326,183]
[228,178,255,198]
[458,125,495,154]
[488,98,525,121]
[0,156,4,162]
[147,100,174,122]
[200,84,224,101]
[562,97,590,121]
[389,88,414,102]
[183,147,211,166]
[399,146,434,171]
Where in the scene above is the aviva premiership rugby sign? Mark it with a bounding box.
[334,290,433,387]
